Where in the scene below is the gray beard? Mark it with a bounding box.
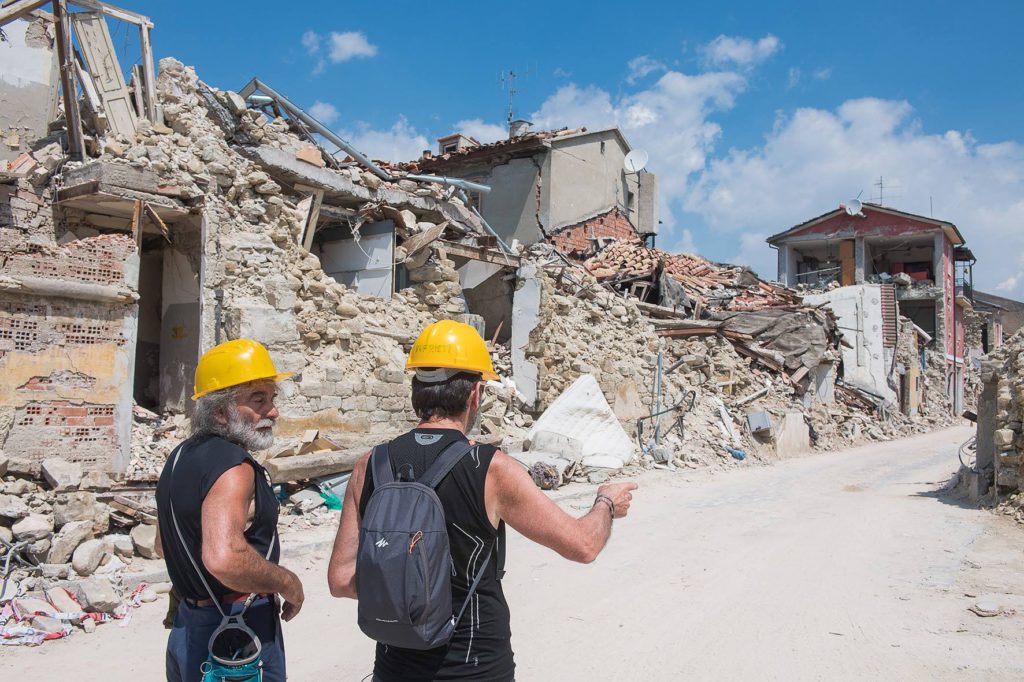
[222,407,276,452]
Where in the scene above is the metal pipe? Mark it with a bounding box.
[457,191,512,256]
[239,78,390,180]
[406,173,490,194]
[238,79,491,195]
[653,351,663,446]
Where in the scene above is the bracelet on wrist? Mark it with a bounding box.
[594,493,615,518]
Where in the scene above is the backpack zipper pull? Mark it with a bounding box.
[408,530,424,554]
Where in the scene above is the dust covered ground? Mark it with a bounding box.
[5,426,1024,681]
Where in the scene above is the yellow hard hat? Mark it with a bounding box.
[406,320,499,382]
[192,339,293,400]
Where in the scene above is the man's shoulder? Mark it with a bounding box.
[162,434,251,477]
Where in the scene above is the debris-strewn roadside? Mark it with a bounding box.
[1,9,968,646]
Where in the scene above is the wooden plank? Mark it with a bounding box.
[138,25,157,121]
[634,300,694,320]
[143,201,170,241]
[53,0,85,160]
[840,239,855,286]
[72,0,152,27]
[130,199,143,248]
[652,318,722,330]
[265,448,365,483]
[0,0,49,26]
[75,58,108,134]
[400,221,448,260]
[438,240,519,268]
[656,328,718,338]
[70,10,138,138]
[300,189,325,252]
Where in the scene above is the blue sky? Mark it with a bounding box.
[125,0,1024,296]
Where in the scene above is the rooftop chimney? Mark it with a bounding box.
[509,119,532,139]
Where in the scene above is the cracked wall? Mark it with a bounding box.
[0,235,138,472]
[0,18,58,163]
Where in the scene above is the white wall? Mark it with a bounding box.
[803,284,897,406]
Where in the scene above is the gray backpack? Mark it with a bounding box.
[356,440,493,650]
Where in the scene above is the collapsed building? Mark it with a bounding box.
[767,201,993,416]
[0,1,969,643]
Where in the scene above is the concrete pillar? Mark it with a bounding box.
[777,245,797,286]
[854,237,866,283]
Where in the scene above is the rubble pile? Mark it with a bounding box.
[982,330,1024,496]
[0,453,168,644]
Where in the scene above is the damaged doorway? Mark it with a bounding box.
[132,222,201,413]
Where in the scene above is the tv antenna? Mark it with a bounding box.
[499,68,534,128]
[871,176,901,206]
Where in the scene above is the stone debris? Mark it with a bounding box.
[981,330,1024,520]
[0,4,971,648]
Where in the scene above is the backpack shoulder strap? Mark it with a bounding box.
[370,443,395,486]
[419,440,475,489]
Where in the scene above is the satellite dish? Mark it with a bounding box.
[624,149,649,174]
[843,199,863,216]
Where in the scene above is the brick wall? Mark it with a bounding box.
[547,208,638,257]
[0,235,138,474]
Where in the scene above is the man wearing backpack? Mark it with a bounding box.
[156,339,305,681]
[328,320,638,681]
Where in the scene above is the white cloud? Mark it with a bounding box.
[701,34,781,69]
[998,273,1023,292]
[454,119,507,144]
[532,71,747,232]
[626,55,666,85]
[309,101,339,125]
[813,67,833,81]
[302,30,377,73]
[301,30,320,55]
[328,31,378,62]
[553,67,572,79]
[684,98,1024,293]
[787,67,801,90]
[340,116,429,163]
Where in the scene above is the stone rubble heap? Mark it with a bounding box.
[983,330,1024,520]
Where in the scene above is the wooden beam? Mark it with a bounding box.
[265,448,364,483]
[0,0,50,26]
[400,221,447,260]
[143,201,170,241]
[71,0,152,27]
[74,58,108,134]
[301,189,325,252]
[438,240,519,268]
[53,0,85,160]
[138,25,157,121]
[130,199,143,248]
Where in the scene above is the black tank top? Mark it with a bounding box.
[156,434,280,602]
[359,428,514,682]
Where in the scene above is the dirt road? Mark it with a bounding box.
[6,426,1024,680]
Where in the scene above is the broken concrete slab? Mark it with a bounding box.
[70,577,120,613]
[48,520,95,564]
[526,374,635,467]
[265,448,364,483]
[129,523,158,559]
[12,513,53,541]
[42,457,83,492]
[72,537,112,576]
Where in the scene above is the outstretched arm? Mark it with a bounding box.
[487,451,637,564]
